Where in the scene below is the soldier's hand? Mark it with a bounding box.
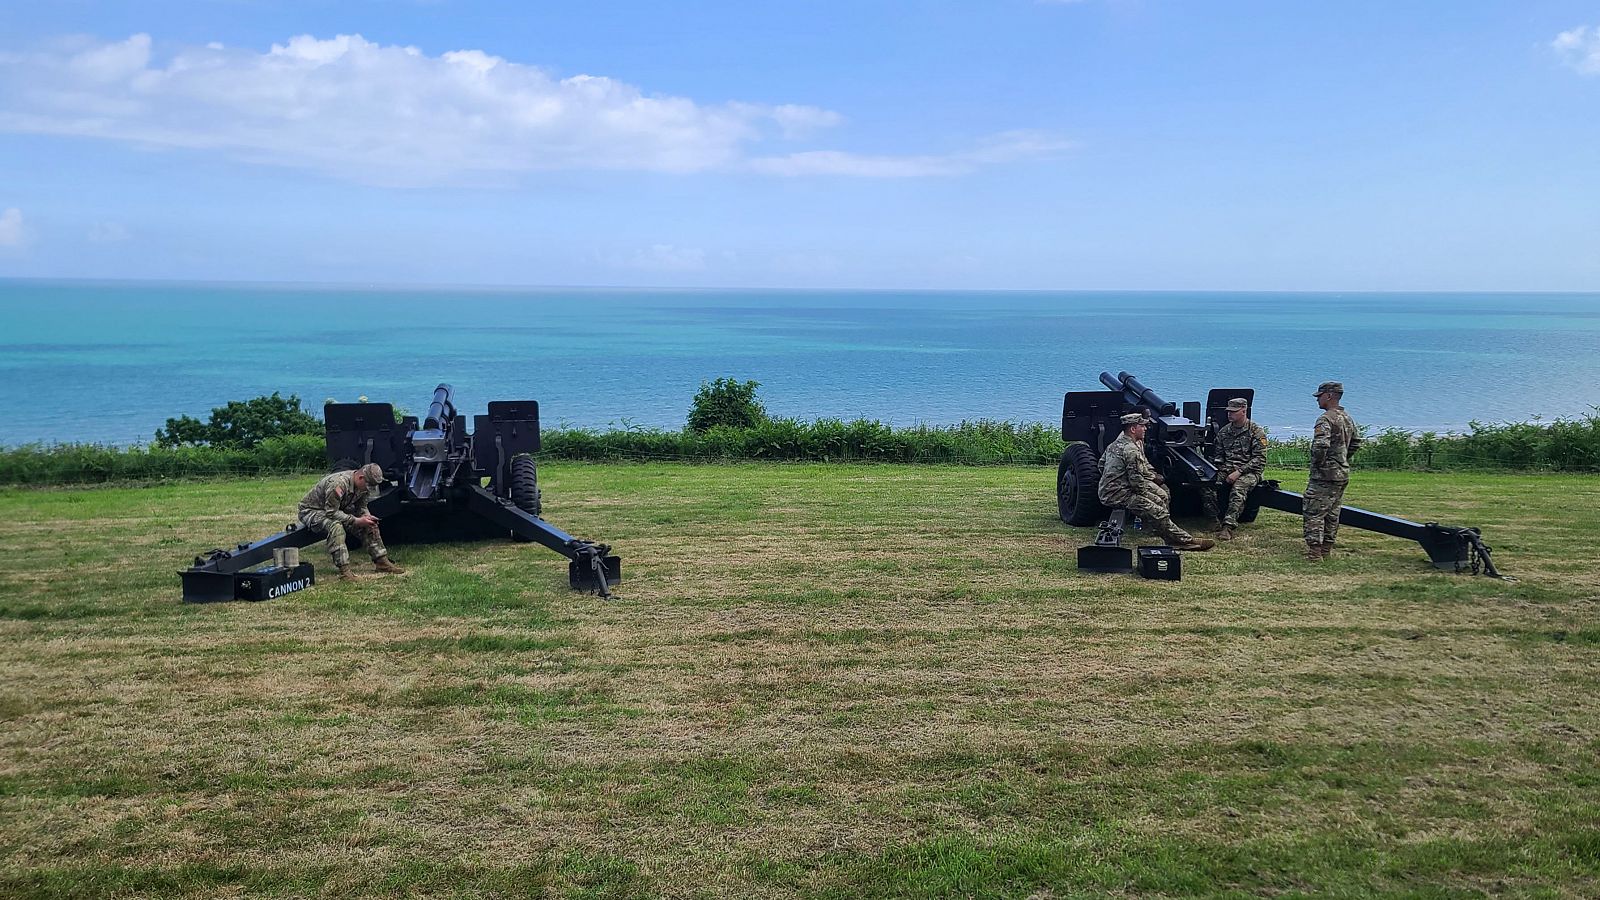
[1227,471,1240,484]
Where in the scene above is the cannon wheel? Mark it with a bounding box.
[1057,443,1105,526]
[510,454,542,518]
[329,456,359,474]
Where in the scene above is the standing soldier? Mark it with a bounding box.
[1204,397,1268,541]
[1098,413,1216,552]
[1303,381,1363,560]
[297,462,407,580]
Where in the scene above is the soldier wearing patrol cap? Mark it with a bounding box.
[1203,397,1268,540]
[296,462,407,580]
[1303,381,1363,560]
[1097,412,1215,552]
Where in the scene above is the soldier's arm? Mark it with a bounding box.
[323,478,359,526]
[1124,447,1155,493]
[1346,418,1363,456]
[1244,425,1268,476]
[1311,416,1332,469]
[1101,446,1126,487]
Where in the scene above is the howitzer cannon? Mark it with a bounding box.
[179,384,621,602]
[1058,371,1499,576]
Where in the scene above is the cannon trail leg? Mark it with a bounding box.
[463,485,622,597]
[1255,485,1500,575]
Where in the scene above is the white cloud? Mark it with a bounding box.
[748,150,964,178]
[749,129,1075,177]
[767,104,846,138]
[0,33,1071,185]
[88,221,131,243]
[1553,25,1600,74]
[0,207,22,246]
[0,33,838,185]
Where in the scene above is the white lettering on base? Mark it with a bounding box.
[267,577,311,599]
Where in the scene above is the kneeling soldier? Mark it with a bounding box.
[297,462,407,581]
[1098,413,1215,552]
[1203,397,1268,541]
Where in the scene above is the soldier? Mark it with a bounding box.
[297,462,407,581]
[1303,381,1363,560]
[1203,397,1268,541]
[1098,413,1216,552]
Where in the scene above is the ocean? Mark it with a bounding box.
[3,279,1598,446]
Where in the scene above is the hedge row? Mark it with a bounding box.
[3,414,1598,486]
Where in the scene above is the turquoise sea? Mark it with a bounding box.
[3,279,1599,446]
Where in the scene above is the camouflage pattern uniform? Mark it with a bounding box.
[1098,431,1196,545]
[297,470,388,569]
[1304,397,1362,546]
[1203,416,1268,527]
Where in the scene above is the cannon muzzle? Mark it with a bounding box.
[424,383,456,431]
[1100,371,1178,417]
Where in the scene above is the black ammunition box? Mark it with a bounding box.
[1137,546,1182,581]
[233,563,316,601]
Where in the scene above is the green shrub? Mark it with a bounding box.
[155,393,322,449]
[686,379,767,433]
[5,405,1598,486]
[0,434,327,486]
[1361,428,1414,469]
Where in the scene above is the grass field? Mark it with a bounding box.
[1,464,1597,898]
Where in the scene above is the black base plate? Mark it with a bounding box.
[1078,545,1134,573]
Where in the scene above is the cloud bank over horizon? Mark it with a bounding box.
[0,33,1070,186]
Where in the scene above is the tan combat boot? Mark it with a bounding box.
[337,565,359,582]
[373,556,407,575]
[1174,538,1216,552]
[1320,541,1335,558]
[1304,543,1324,561]
[1218,525,1235,541]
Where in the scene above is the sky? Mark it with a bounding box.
[0,1,1597,291]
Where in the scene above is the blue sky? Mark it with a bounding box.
[1,1,1597,290]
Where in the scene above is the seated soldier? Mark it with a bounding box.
[297,462,406,581]
[1097,413,1215,551]
[1203,397,1268,540]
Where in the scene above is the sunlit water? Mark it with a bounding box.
[3,280,1598,445]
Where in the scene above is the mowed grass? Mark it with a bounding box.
[0,463,1597,899]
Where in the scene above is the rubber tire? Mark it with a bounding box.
[510,454,542,518]
[329,456,359,474]
[1057,443,1105,526]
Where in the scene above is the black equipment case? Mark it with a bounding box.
[182,563,315,603]
[1137,546,1182,581]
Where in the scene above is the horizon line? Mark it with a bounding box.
[2,275,1599,297]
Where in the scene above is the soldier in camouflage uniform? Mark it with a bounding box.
[1097,413,1215,551]
[1303,381,1363,561]
[297,462,407,580]
[1202,397,1268,541]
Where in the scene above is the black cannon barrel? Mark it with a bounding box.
[424,383,455,430]
[1099,371,1177,417]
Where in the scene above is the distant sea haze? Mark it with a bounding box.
[3,280,1598,446]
